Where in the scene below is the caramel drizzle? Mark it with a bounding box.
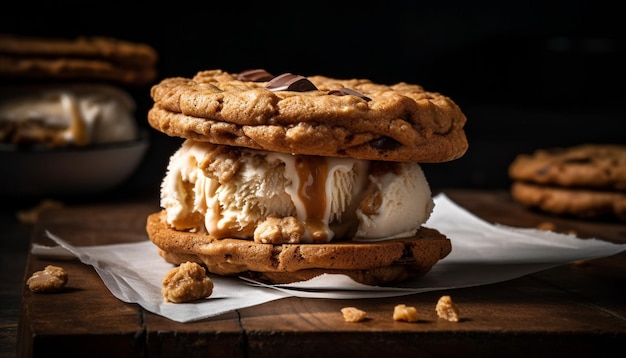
[294,156,330,243]
[59,93,89,146]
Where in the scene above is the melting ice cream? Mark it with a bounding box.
[0,84,138,147]
[161,140,435,243]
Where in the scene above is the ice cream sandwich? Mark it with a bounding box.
[146,69,468,285]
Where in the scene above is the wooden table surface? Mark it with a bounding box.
[15,189,626,358]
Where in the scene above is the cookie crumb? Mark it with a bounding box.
[17,199,64,224]
[536,221,556,231]
[162,261,214,303]
[435,295,460,322]
[393,304,418,322]
[537,222,577,236]
[27,265,68,293]
[341,306,367,322]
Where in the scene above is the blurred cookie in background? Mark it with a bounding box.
[508,144,626,221]
[0,34,156,86]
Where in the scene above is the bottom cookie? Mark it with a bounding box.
[511,181,626,221]
[161,249,432,285]
[146,210,452,285]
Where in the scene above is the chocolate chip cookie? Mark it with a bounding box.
[509,144,626,221]
[148,69,468,163]
[0,33,157,85]
[509,144,626,190]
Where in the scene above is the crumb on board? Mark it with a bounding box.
[393,304,418,322]
[26,265,68,293]
[341,306,367,322]
[17,199,64,224]
[536,221,577,236]
[436,295,460,322]
[536,221,556,231]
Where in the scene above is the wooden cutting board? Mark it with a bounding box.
[17,190,626,357]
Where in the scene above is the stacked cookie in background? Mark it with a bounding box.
[508,144,626,221]
[0,33,157,148]
[0,34,156,85]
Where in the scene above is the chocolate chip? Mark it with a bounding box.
[237,69,274,82]
[369,137,401,150]
[266,73,318,92]
[563,157,591,164]
[329,88,371,102]
[536,166,550,176]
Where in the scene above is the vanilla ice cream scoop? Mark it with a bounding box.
[161,140,434,243]
[0,84,138,147]
[354,162,434,240]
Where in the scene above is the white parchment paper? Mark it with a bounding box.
[38,193,626,323]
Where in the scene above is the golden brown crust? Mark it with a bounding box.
[0,34,157,85]
[146,210,452,285]
[147,69,468,163]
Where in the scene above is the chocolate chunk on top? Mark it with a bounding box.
[369,137,402,151]
[266,73,318,92]
[329,87,371,102]
[237,69,274,82]
[148,69,469,163]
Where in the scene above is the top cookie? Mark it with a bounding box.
[508,144,626,190]
[148,69,468,163]
[0,34,157,85]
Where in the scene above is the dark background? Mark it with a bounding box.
[1,0,624,197]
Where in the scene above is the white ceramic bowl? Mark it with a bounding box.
[1,130,149,198]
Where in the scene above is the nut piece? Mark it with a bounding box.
[254,216,305,244]
[393,304,418,322]
[27,265,68,293]
[536,221,556,231]
[435,295,460,322]
[341,306,367,322]
[536,221,577,236]
[162,261,214,303]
